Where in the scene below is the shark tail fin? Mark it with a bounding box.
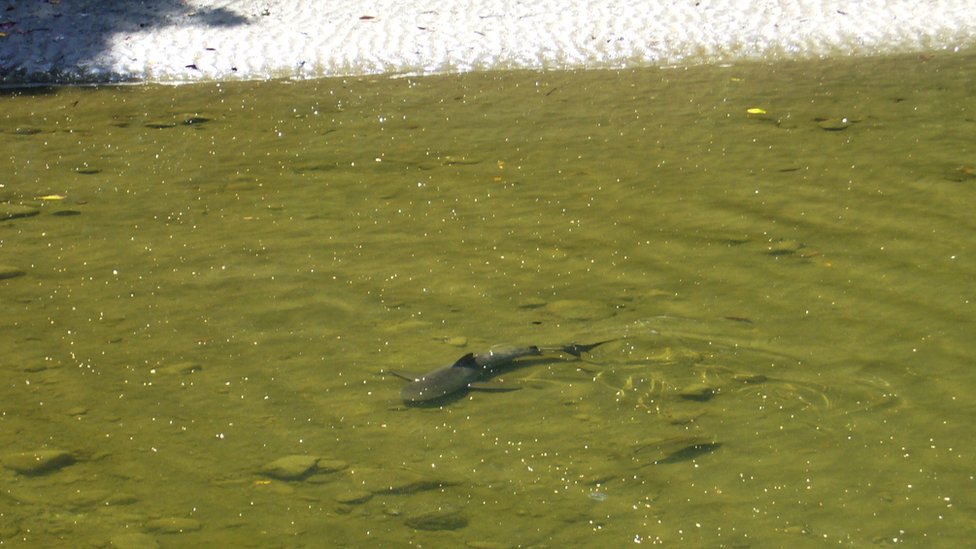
[561,339,616,358]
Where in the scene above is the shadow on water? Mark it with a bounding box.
[0,85,58,97]
[0,0,248,85]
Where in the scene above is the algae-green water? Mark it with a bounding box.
[1,52,974,547]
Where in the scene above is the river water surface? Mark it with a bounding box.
[1,52,974,547]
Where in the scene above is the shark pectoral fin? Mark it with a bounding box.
[388,370,419,382]
[467,381,521,392]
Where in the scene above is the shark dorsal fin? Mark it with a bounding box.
[451,353,478,368]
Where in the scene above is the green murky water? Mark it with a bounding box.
[1,52,975,547]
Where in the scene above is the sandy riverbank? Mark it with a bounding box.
[1,0,975,84]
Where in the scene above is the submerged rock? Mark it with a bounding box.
[0,203,39,221]
[260,455,320,480]
[545,299,615,321]
[334,490,373,505]
[0,265,25,280]
[816,118,852,131]
[764,239,805,256]
[151,361,203,376]
[2,449,76,475]
[733,373,768,384]
[259,455,348,481]
[110,532,159,549]
[404,507,468,531]
[316,459,349,473]
[678,383,719,401]
[633,436,723,465]
[944,165,976,182]
[347,467,458,494]
[145,517,202,533]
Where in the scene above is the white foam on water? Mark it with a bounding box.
[1,0,975,83]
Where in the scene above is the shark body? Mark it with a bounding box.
[397,341,611,403]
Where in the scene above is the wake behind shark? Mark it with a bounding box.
[394,340,613,403]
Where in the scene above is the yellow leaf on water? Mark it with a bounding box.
[746,107,767,115]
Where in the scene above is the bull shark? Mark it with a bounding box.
[394,340,613,403]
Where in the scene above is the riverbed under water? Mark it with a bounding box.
[1,51,974,547]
